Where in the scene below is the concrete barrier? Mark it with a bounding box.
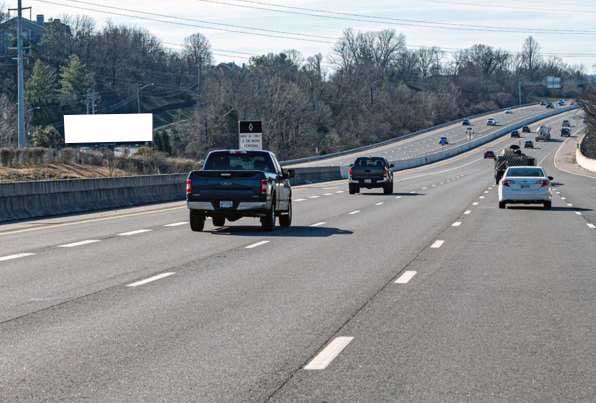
[576,135,596,173]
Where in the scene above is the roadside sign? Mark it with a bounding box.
[546,76,561,89]
[238,120,263,150]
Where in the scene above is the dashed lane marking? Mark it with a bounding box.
[245,240,270,249]
[304,337,354,370]
[336,191,344,194]
[431,240,445,249]
[473,202,479,206]
[567,203,573,207]
[376,202,384,206]
[576,212,582,216]
[464,210,471,215]
[395,271,417,284]
[309,196,320,199]
[164,222,188,227]
[479,196,485,199]
[323,193,333,196]
[58,240,100,248]
[295,198,307,202]
[452,221,462,227]
[117,229,152,236]
[561,197,567,200]
[349,210,361,215]
[310,222,327,227]
[0,252,35,262]
[127,272,176,287]
[588,223,596,229]
[395,196,402,199]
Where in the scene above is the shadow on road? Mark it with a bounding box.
[209,225,353,237]
[507,206,592,212]
[357,192,424,197]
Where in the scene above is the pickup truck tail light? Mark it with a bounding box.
[348,167,352,177]
[185,179,192,196]
[259,179,268,194]
[502,179,511,187]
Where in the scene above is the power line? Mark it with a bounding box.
[198,0,596,36]
[421,0,596,16]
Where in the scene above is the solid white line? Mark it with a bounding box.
[304,337,354,370]
[58,240,100,248]
[0,252,35,262]
[349,210,360,215]
[126,272,175,287]
[452,221,462,227]
[588,223,596,229]
[376,202,384,206]
[164,222,188,227]
[310,221,327,227]
[295,198,307,202]
[245,240,270,249]
[464,210,472,215]
[395,270,417,284]
[472,202,479,206]
[309,196,320,199]
[117,229,152,236]
[430,240,445,249]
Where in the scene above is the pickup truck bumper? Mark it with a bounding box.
[187,201,270,218]
[349,177,390,188]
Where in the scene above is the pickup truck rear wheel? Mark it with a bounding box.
[261,200,276,231]
[544,201,552,209]
[212,216,225,227]
[499,201,506,209]
[279,200,292,227]
[349,184,360,194]
[190,211,205,232]
[383,182,393,195]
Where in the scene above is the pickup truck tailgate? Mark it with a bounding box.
[189,170,265,200]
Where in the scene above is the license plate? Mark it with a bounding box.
[364,179,372,184]
[220,201,233,208]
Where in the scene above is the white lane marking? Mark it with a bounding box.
[295,198,307,202]
[245,240,270,249]
[395,271,417,284]
[561,197,567,200]
[464,210,472,215]
[309,195,320,199]
[323,193,333,196]
[588,223,596,229]
[117,229,152,236]
[567,203,573,207]
[375,202,384,206]
[410,191,416,194]
[126,272,175,287]
[575,212,582,216]
[395,196,402,199]
[473,202,479,206]
[58,240,100,248]
[164,222,188,227]
[0,252,35,262]
[452,221,462,227]
[349,210,360,215]
[479,196,485,199]
[304,337,354,370]
[336,190,344,194]
[556,191,561,194]
[431,240,445,249]
[310,221,327,227]
[422,187,428,190]
[483,191,489,194]
[432,184,437,187]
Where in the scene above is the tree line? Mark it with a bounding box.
[0,10,590,161]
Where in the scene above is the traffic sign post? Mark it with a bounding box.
[238,120,263,151]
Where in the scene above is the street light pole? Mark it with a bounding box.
[16,0,26,148]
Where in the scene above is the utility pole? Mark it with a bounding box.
[16,0,26,148]
[136,83,153,113]
[518,80,522,106]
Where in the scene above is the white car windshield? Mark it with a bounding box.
[507,168,545,177]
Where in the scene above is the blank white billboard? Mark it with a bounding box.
[64,114,153,144]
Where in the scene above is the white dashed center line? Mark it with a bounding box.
[245,240,270,249]
[118,229,152,236]
[349,210,360,215]
[575,212,582,216]
[0,252,35,262]
[567,203,573,207]
[336,190,344,194]
[464,210,471,215]
[375,202,384,206]
[395,271,417,284]
[431,240,445,249]
[472,202,479,206]
[395,196,402,199]
[588,223,596,229]
[452,221,462,227]
[295,198,307,202]
[58,240,100,248]
[127,272,175,287]
[164,222,188,227]
[304,337,354,370]
[561,197,566,200]
[309,196,320,199]
[323,193,333,196]
[310,222,327,227]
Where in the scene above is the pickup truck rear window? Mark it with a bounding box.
[204,151,276,173]
[354,157,386,168]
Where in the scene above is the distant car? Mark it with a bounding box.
[498,166,553,209]
[546,102,555,109]
[524,140,534,148]
[349,157,394,195]
[559,99,566,106]
[561,127,571,137]
[510,130,520,138]
[540,100,546,106]
[505,108,513,114]
[484,150,496,159]
[522,126,531,133]
[562,119,571,128]
[462,118,471,126]
[487,118,497,126]
[439,136,449,145]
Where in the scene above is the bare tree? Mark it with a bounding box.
[520,36,542,79]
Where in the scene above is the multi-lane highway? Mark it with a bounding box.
[291,104,560,167]
[1,110,594,401]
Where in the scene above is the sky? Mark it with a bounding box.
[18,0,596,73]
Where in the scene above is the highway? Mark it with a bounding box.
[1,110,594,401]
[291,104,560,167]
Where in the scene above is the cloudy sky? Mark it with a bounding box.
[23,0,596,72]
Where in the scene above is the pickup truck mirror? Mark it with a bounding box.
[283,169,295,179]
[389,163,395,168]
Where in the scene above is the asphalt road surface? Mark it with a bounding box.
[1,110,594,401]
[291,103,566,167]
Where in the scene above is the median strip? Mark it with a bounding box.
[395,270,417,284]
[245,240,270,249]
[58,240,100,248]
[117,229,152,236]
[0,252,35,262]
[304,337,354,370]
[431,240,445,249]
[127,272,175,287]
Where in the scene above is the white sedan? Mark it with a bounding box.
[498,166,553,209]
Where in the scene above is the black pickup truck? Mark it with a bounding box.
[186,150,294,232]
[348,157,394,194]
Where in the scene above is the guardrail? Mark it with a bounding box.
[282,102,539,166]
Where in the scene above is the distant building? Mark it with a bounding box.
[0,15,69,58]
